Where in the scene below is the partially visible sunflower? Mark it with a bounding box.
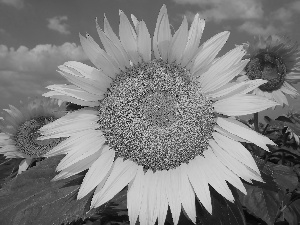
[39,5,279,225]
[238,35,300,107]
[0,97,67,173]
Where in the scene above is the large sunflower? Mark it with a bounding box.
[238,35,300,107]
[39,5,279,225]
[0,97,66,173]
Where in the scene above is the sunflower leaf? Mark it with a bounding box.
[264,116,285,130]
[0,155,21,188]
[0,155,94,225]
[254,157,298,193]
[239,183,284,225]
[272,165,298,193]
[239,159,298,225]
[283,199,300,225]
[252,156,279,192]
[275,116,293,124]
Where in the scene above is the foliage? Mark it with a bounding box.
[238,116,300,225]
[0,114,300,225]
[0,113,300,225]
[0,156,128,225]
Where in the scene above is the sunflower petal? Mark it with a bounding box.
[187,156,212,214]
[56,134,106,171]
[214,125,250,143]
[147,170,160,225]
[39,109,99,139]
[213,94,279,116]
[44,131,99,157]
[281,81,299,97]
[139,170,151,225]
[200,60,249,93]
[166,168,181,225]
[192,31,229,74]
[77,146,115,199]
[212,132,262,176]
[137,20,151,62]
[127,166,145,225]
[91,158,138,208]
[181,14,204,67]
[205,147,247,195]
[42,94,99,107]
[46,84,104,102]
[202,148,235,202]
[52,150,101,181]
[119,11,141,65]
[18,158,33,174]
[180,163,196,224]
[216,117,276,151]
[168,16,189,63]
[58,70,107,95]
[210,139,262,183]
[79,34,120,78]
[157,12,171,61]
[60,62,113,91]
[207,79,267,100]
[153,5,167,59]
[96,19,130,70]
[156,170,169,225]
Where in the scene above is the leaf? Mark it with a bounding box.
[239,158,298,225]
[266,115,300,137]
[238,183,284,225]
[275,116,294,124]
[253,156,279,192]
[0,155,22,188]
[255,157,298,193]
[0,155,94,225]
[84,188,129,225]
[264,116,285,130]
[284,199,300,225]
[285,123,300,137]
[197,184,246,225]
[272,165,298,193]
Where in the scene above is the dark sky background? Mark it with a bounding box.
[0,0,300,122]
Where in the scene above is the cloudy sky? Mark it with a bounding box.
[0,0,300,121]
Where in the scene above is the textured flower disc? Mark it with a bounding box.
[14,116,64,157]
[98,59,216,171]
[245,51,287,92]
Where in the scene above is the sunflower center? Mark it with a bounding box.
[141,91,177,127]
[245,52,286,92]
[98,59,215,171]
[15,116,63,157]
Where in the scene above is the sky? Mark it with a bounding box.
[0,0,300,122]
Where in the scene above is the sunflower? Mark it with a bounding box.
[0,97,67,174]
[238,35,300,107]
[39,5,279,225]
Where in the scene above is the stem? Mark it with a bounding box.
[254,112,259,132]
[262,124,269,135]
[275,195,300,222]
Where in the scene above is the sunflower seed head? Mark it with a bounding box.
[98,59,216,171]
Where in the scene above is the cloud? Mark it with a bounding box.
[0,0,24,9]
[270,7,293,23]
[289,1,300,13]
[0,28,7,35]
[47,16,70,35]
[173,0,263,22]
[237,21,281,36]
[0,43,88,110]
[0,42,87,73]
[238,1,300,36]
